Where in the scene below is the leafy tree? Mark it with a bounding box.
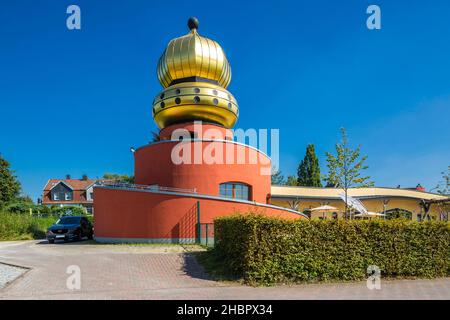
[103,173,134,184]
[0,154,21,208]
[297,144,322,187]
[436,166,449,195]
[286,175,298,186]
[324,128,374,218]
[271,169,285,185]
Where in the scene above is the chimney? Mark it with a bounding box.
[416,183,425,192]
[66,174,71,180]
[82,174,88,181]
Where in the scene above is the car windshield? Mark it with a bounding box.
[56,216,81,225]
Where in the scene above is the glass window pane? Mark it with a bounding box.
[220,183,250,200]
[242,186,249,200]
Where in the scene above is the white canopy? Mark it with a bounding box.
[355,211,386,217]
[310,205,338,212]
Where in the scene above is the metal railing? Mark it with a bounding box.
[96,181,197,194]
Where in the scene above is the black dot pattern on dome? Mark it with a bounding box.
[194,88,200,93]
[213,98,219,105]
[175,89,181,94]
[160,93,165,99]
[175,97,181,104]
[160,102,165,108]
[194,96,200,103]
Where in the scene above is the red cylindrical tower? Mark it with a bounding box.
[93,18,306,244]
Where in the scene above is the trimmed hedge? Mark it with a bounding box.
[214,215,450,285]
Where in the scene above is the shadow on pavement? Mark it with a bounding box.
[35,239,95,245]
[182,253,211,281]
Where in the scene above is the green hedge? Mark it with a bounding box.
[213,215,450,285]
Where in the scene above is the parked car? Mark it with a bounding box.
[47,216,93,243]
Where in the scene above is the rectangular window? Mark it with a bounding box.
[219,183,250,201]
[65,193,72,201]
[219,184,233,199]
[53,193,60,201]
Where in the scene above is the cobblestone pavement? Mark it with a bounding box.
[0,240,449,300]
[0,262,27,289]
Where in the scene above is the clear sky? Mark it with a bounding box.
[1,0,449,201]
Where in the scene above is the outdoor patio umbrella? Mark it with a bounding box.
[310,205,339,219]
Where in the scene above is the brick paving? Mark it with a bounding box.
[0,240,449,300]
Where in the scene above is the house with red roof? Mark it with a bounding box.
[42,176,101,214]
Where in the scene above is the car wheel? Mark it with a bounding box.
[88,232,93,240]
[77,229,83,241]
[48,239,54,244]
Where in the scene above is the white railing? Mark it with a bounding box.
[96,181,197,194]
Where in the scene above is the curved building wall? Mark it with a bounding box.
[134,140,271,203]
[94,187,305,243]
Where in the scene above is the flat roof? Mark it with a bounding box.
[270,186,449,201]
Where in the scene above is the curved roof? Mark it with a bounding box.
[270,186,449,201]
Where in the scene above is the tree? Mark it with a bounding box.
[103,173,134,184]
[0,154,21,207]
[271,169,285,185]
[297,144,322,187]
[324,128,374,218]
[286,175,298,186]
[436,166,449,195]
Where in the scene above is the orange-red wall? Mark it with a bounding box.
[94,187,303,241]
[95,122,296,242]
[134,141,271,203]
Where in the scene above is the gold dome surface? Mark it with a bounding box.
[153,82,238,129]
[157,27,231,88]
[152,18,238,130]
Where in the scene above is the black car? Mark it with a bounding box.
[47,216,93,243]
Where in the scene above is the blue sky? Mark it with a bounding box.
[0,0,449,201]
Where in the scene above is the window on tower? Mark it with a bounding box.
[219,182,251,201]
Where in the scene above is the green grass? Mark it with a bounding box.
[0,211,56,241]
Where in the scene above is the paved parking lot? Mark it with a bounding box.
[0,240,449,299]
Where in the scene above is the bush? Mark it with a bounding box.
[0,211,56,240]
[49,205,86,216]
[213,215,450,285]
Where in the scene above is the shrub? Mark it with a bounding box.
[0,211,56,240]
[50,205,86,216]
[213,215,450,285]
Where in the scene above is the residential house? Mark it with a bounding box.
[42,177,102,214]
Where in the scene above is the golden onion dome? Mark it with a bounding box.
[152,18,238,130]
[157,18,232,89]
